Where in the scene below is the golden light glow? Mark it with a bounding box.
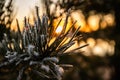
[53,13,72,34]
[103,13,115,26]
[48,37,56,46]
[11,19,24,32]
[71,10,87,32]
[10,0,42,31]
[4,0,116,58]
[70,10,115,33]
[100,13,115,29]
[85,38,115,56]
[79,40,92,56]
[100,20,107,29]
[65,41,79,52]
[87,14,100,31]
[86,38,96,47]
[55,26,63,33]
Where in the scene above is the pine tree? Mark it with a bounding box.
[0,7,87,80]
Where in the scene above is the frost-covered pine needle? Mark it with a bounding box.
[0,7,88,80]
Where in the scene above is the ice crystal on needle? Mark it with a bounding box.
[0,7,88,80]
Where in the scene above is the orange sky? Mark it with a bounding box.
[11,0,115,32]
[11,0,41,31]
[15,0,39,19]
[10,0,115,56]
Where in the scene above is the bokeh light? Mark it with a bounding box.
[71,10,88,32]
[87,14,100,31]
[86,38,115,56]
[103,13,115,27]
[10,0,116,57]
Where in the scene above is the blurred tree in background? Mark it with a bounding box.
[42,0,120,80]
[0,0,14,41]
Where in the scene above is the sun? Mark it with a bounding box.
[55,26,63,33]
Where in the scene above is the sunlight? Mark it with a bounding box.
[87,14,100,31]
[93,45,104,56]
[11,0,41,31]
[11,1,115,33]
[79,40,92,56]
[53,13,72,34]
[66,41,79,52]
[9,0,116,57]
[56,26,63,33]
[104,13,115,27]
[15,0,38,19]
[86,38,115,56]
[87,38,96,47]
[100,13,115,29]
[71,10,87,32]
[100,19,107,29]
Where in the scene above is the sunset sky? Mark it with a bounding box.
[12,0,115,33]
[10,0,115,56]
[15,0,40,19]
[11,0,42,30]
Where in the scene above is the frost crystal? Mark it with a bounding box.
[0,7,88,80]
